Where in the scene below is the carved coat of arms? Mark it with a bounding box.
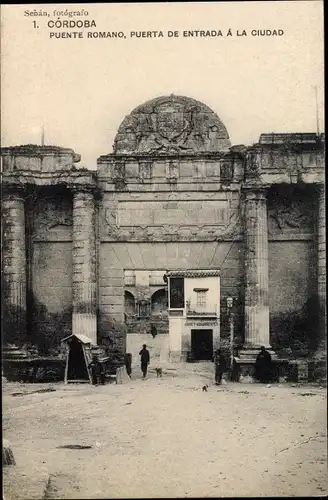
[113,95,231,154]
[154,105,192,146]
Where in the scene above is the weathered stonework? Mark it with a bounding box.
[72,189,97,344]
[2,189,27,345]
[113,94,231,154]
[1,95,326,381]
[318,185,326,307]
[241,188,270,351]
[316,184,326,363]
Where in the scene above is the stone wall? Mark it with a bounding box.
[126,333,169,368]
[1,106,325,380]
[30,191,73,354]
[267,185,317,356]
[31,242,72,353]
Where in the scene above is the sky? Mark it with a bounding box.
[1,1,324,169]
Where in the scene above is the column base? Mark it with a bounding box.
[180,349,188,362]
[233,345,279,382]
[238,346,276,360]
[169,351,183,363]
[232,359,257,382]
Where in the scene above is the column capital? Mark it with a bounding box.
[242,185,268,201]
[138,158,153,165]
[2,184,27,201]
[71,185,101,200]
[317,183,325,194]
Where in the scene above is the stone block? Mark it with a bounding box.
[116,365,131,383]
[239,374,255,384]
[100,295,124,306]
[296,360,309,383]
[3,439,16,466]
[125,162,139,178]
[101,286,123,297]
[101,278,124,288]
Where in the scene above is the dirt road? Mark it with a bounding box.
[3,365,327,498]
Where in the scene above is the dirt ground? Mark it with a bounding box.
[2,363,327,499]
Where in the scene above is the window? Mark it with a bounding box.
[196,290,207,308]
[169,277,185,308]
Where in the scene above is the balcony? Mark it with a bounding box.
[186,301,218,317]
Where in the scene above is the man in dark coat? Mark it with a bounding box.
[139,344,150,379]
[255,346,272,383]
[150,324,157,339]
[88,356,104,385]
[213,349,226,385]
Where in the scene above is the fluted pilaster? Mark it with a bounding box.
[316,184,326,358]
[243,188,270,350]
[72,189,97,344]
[2,190,27,342]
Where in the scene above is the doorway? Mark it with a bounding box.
[67,338,90,381]
[191,329,213,360]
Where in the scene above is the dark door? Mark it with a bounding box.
[67,339,89,380]
[191,329,213,360]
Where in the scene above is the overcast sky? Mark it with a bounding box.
[1,1,324,169]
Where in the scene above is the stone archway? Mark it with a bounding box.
[151,288,168,316]
[124,291,135,323]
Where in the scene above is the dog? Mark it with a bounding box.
[155,368,163,378]
[202,384,209,392]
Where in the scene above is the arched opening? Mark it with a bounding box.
[124,291,135,322]
[151,288,168,316]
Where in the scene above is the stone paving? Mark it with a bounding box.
[2,365,327,499]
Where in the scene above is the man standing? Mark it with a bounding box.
[255,346,272,383]
[139,344,150,379]
[213,348,226,385]
[88,355,104,385]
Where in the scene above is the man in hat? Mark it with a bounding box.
[255,346,272,383]
[88,355,104,385]
[213,348,226,385]
[139,344,150,379]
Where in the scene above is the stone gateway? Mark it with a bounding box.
[1,95,326,382]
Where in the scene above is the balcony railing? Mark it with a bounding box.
[186,301,218,316]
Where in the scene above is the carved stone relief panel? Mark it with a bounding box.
[138,161,152,182]
[101,198,241,242]
[33,195,72,241]
[166,160,179,182]
[268,188,315,235]
[258,144,304,177]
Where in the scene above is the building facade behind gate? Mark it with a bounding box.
[1,95,326,378]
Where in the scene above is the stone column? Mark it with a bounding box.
[316,184,326,358]
[241,187,270,355]
[2,189,27,343]
[72,189,97,344]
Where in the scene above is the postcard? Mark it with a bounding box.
[1,2,326,499]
